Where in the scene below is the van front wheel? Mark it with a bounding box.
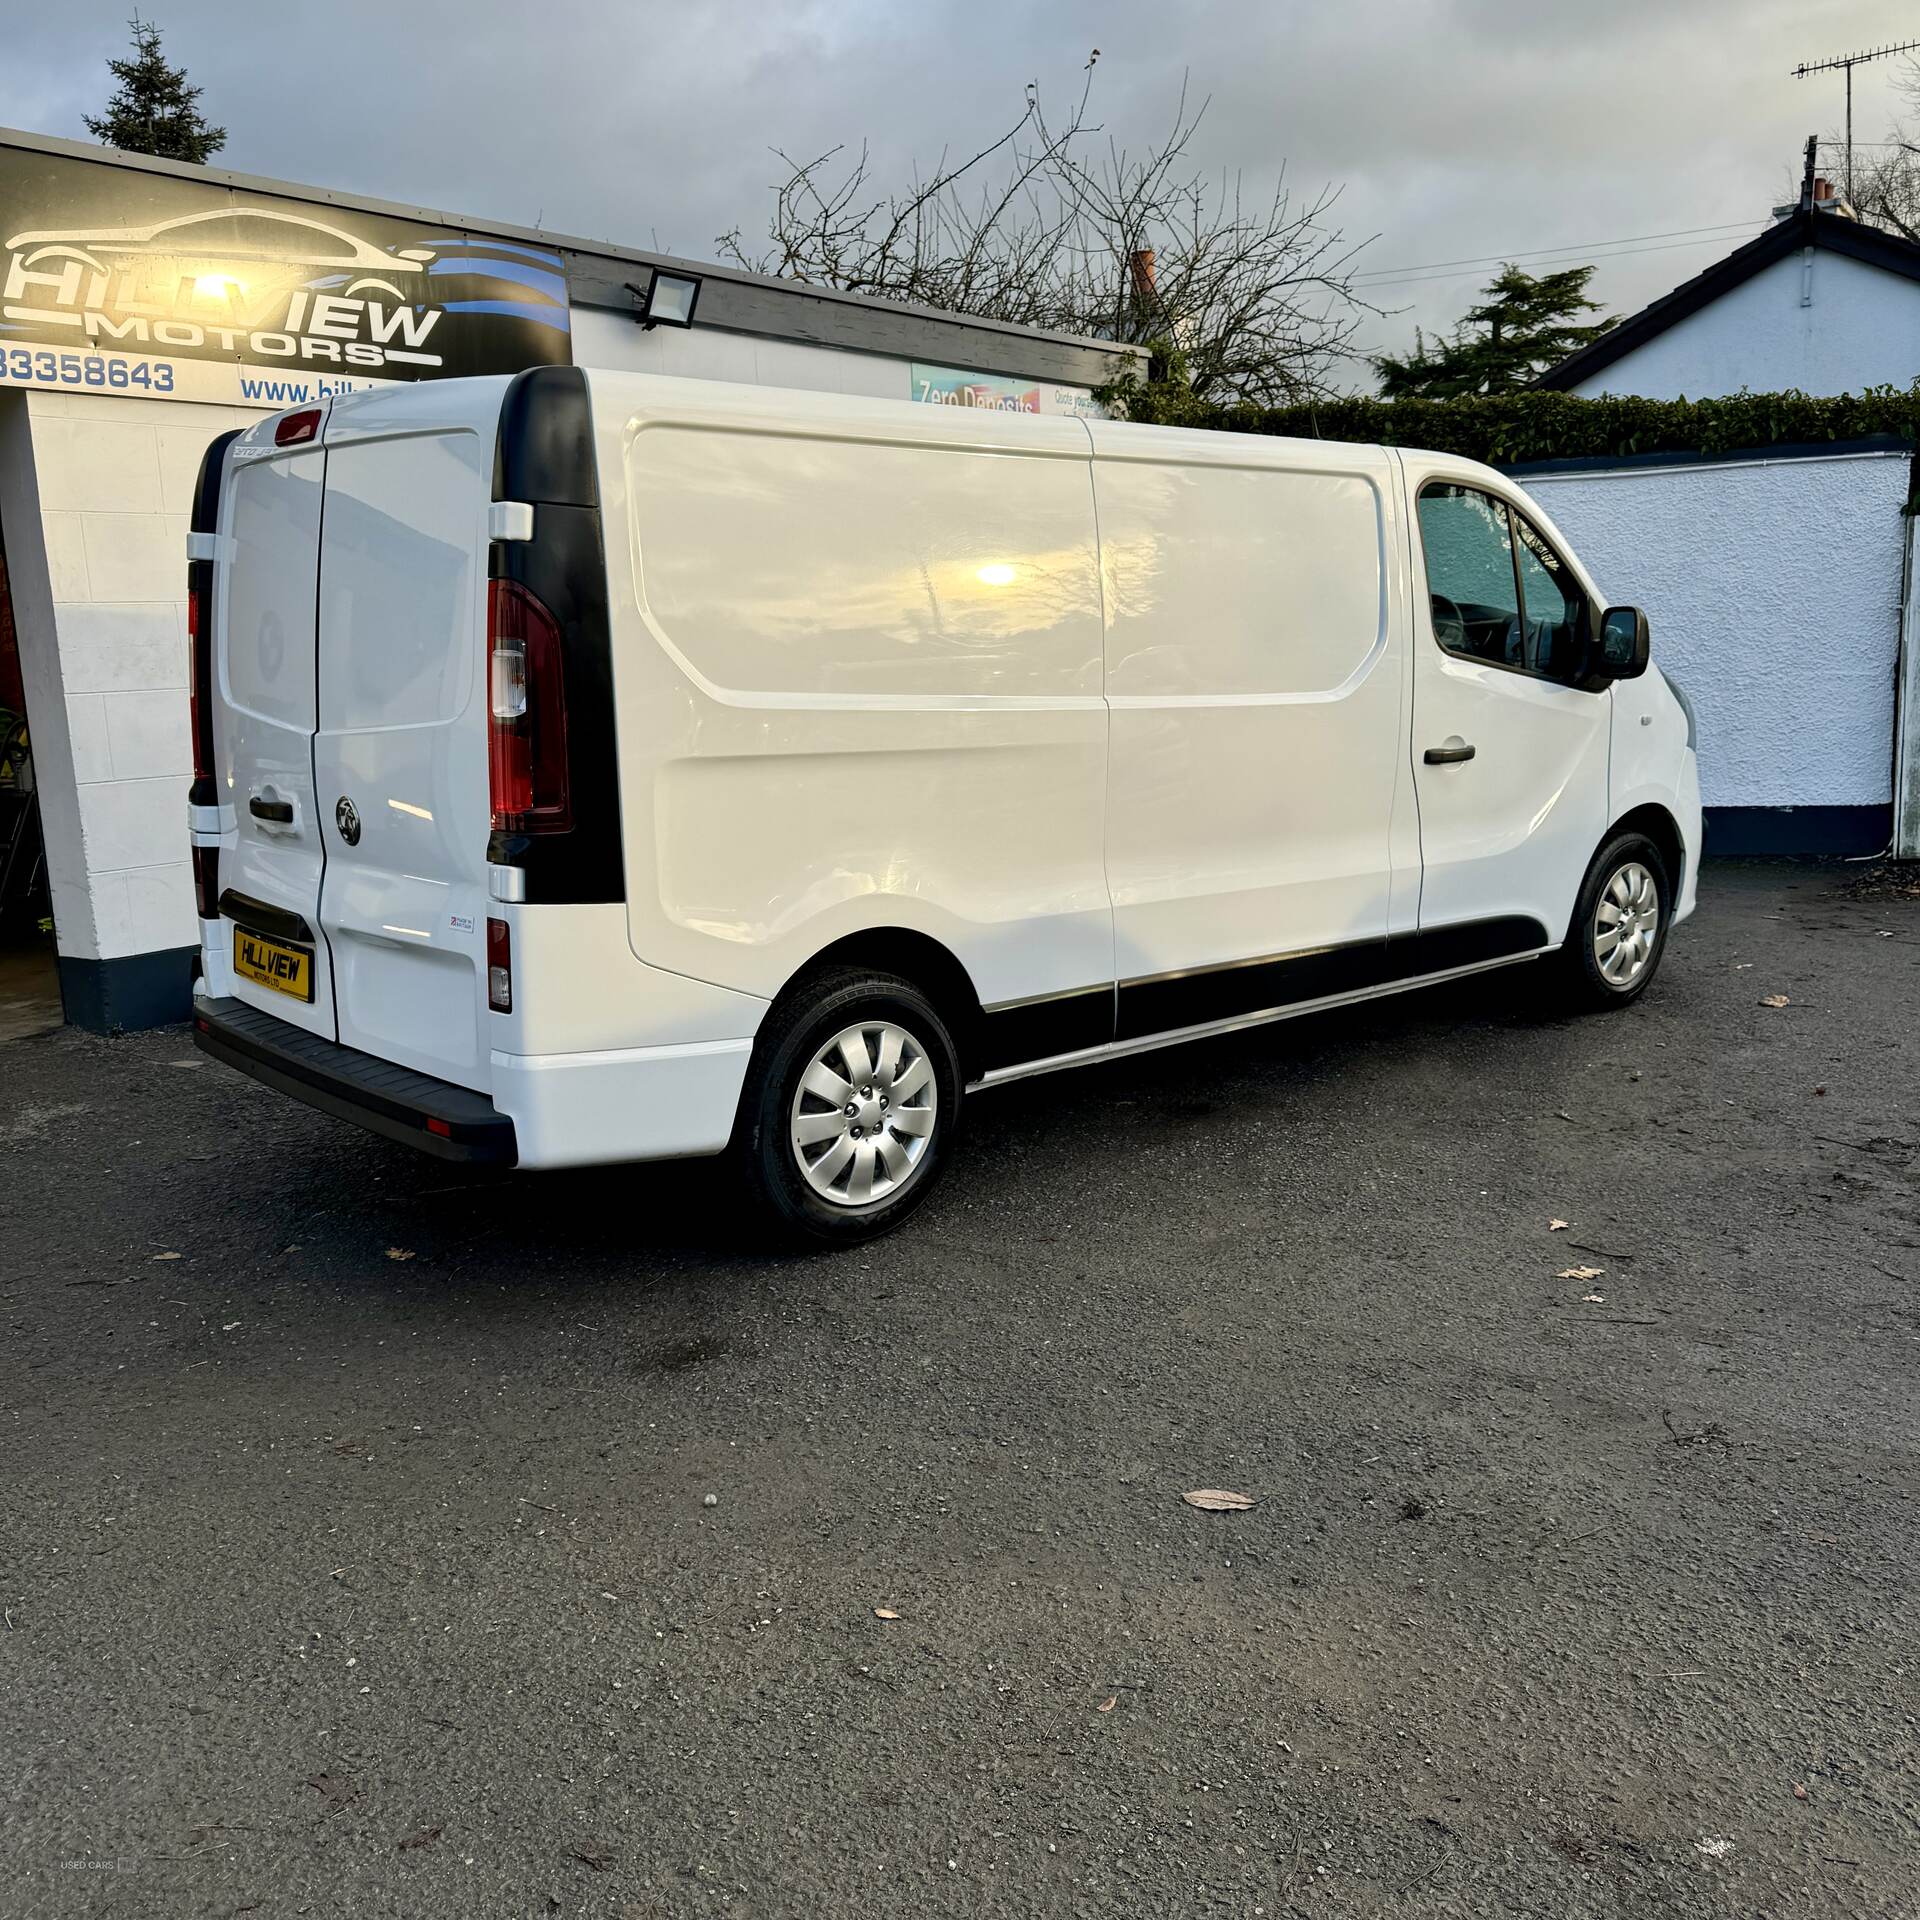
[1554,831,1672,1011]
[733,968,961,1245]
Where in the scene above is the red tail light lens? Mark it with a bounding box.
[187,565,214,786]
[487,916,512,1013]
[275,408,321,447]
[487,580,571,833]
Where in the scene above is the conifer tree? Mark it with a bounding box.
[83,15,226,165]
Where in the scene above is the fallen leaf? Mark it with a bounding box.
[1182,1489,1257,1511]
[571,1845,613,1872]
[1548,1219,1569,1232]
[306,1770,358,1812]
[1095,1696,1118,1712]
[1759,994,1789,1009]
[1792,1783,1809,1802]
[873,1607,901,1621]
[1557,1266,1604,1282]
[386,1247,416,1262]
[398,1826,442,1851]
[151,1251,182,1261]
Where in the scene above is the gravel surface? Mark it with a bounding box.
[2,858,1916,1918]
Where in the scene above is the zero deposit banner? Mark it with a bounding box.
[910,361,1101,419]
[0,141,571,410]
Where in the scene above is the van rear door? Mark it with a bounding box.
[215,406,337,1042]
[313,384,501,1092]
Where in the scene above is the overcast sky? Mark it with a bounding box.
[6,0,1920,383]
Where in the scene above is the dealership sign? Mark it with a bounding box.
[910,361,1100,419]
[0,143,570,407]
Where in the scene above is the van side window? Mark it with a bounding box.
[1512,516,1587,683]
[1416,484,1520,668]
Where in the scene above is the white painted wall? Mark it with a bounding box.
[1523,451,1907,808]
[0,388,257,966]
[572,308,910,398]
[1570,246,1920,399]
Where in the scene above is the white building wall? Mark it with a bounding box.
[1523,451,1907,809]
[572,308,909,398]
[0,388,257,970]
[1570,248,1920,399]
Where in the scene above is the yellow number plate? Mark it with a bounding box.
[233,927,314,1002]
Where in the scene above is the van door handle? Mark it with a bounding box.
[249,796,295,823]
[1424,743,1476,765]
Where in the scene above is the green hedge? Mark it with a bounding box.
[1095,380,1920,469]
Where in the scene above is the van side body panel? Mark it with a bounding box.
[1087,422,1417,1030]
[596,374,1114,1028]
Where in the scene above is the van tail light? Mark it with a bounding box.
[187,563,214,787]
[487,580,571,833]
[487,916,513,1012]
[275,408,321,447]
[192,845,220,920]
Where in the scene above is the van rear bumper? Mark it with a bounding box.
[193,995,518,1165]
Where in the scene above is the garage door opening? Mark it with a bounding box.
[0,516,62,1041]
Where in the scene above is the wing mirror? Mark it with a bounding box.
[1595,605,1650,680]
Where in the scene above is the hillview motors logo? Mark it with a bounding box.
[3,205,455,370]
[0,147,571,393]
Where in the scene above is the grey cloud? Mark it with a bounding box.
[6,0,1917,376]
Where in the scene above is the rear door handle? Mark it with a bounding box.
[1424,743,1476,765]
[249,796,295,823]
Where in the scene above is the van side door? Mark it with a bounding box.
[1405,469,1609,952]
[1091,430,1413,1037]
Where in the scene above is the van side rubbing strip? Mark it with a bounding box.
[1114,916,1549,1042]
[978,985,1115,1072]
[489,367,625,904]
[974,943,1547,1092]
[187,428,241,810]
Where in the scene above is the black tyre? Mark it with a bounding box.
[731,967,962,1246]
[1552,831,1672,1011]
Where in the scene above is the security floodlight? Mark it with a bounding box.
[628,269,702,330]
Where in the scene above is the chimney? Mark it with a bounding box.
[1128,248,1157,308]
[1812,175,1837,208]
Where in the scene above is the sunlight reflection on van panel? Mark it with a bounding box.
[631,426,1101,699]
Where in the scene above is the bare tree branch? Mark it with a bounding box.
[715,60,1381,405]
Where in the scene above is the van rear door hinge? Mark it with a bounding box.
[488,501,535,543]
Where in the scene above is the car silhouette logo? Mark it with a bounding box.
[335,796,361,846]
[5,205,437,306]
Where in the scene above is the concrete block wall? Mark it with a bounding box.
[0,388,258,1025]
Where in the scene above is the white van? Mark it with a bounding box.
[187,368,1700,1241]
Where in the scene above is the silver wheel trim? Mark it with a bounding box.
[1593,860,1660,988]
[789,1019,938,1208]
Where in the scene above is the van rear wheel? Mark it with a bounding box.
[733,968,961,1246]
[1553,831,1672,1011]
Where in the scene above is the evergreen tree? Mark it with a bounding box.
[83,15,226,165]
[1372,264,1613,398]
